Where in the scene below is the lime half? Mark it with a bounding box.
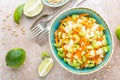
[5,48,26,68]
[38,58,54,77]
[14,4,24,24]
[23,0,43,17]
[116,25,120,40]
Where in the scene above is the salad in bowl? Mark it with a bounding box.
[49,8,113,74]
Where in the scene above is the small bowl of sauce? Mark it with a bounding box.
[42,0,70,7]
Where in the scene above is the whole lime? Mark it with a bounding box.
[5,48,26,68]
[116,25,120,40]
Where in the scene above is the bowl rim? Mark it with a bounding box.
[42,0,70,7]
[49,7,114,75]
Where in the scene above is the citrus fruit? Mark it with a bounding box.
[38,58,54,77]
[5,48,26,68]
[23,0,43,17]
[14,4,24,24]
[116,25,120,40]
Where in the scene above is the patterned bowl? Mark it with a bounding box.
[42,0,69,7]
[49,8,114,75]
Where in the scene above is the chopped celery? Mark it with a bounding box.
[54,39,62,47]
[58,32,62,38]
[72,14,79,20]
[82,56,86,63]
[67,31,72,36]
[77,60,83,64]
[89,17,96,22]
[87,60,95,64]
[88,63,95,68]
[87,60,95,68]
[66,58,71,65]
[68,47,73,53]
[79,31,86,37]
[71,61,81,67]
[62,22,67,27]
[73,44,80,49]
[94,31,104,37]
[102,46,110,52]
[63,58,67,62]
[96,48,104,55]
[92,40,98,48]
[54,43,61,48]
[57,48,63,53]
[102,35,108,46]
[75,66,80,69]
[86,45,94,50]
[99,31,104,36]
[85,64,89,68]
[58,52,65,58]
[58,39,62,47]
[94,31,99,36]
[73,59,77,63]
[92,36,97,40]
[71,59,82,68]
[63,39,69,44]
[41,52,50,60]
[68,34,73,39]
[54,43,58,47]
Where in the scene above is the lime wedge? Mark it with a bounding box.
[23,0,43,17]
[38,58,54,77]
[116,25,120,40]
[14,4,24,24]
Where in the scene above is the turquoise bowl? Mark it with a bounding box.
[49,8,114,74]
[42,0,69,7]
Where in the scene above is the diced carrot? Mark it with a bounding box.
[73,27,81,34]
[80,63,86,69]
[81,43,86,51]
[81,19,88,25]
[54,31,59,44]
[84,53,91,58]
[86,42,90,46]
[60,16,72,22]
[95,46,101,50]
[79,13,89,17]
[94,55,100,65]
[99,25,105,31]
[79,37,87,46]
[84,23,90,28]
[70,52,74,61]
[55,37,58,44]
[97,37,103,41]
[59,25,64,29]
[75,50,82,59]
[72,37,76,41]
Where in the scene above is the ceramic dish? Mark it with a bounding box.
[42,0,69,7]
[49,7,114,75]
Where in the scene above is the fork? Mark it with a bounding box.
[28,0,72,39]
[34,0,86,45]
